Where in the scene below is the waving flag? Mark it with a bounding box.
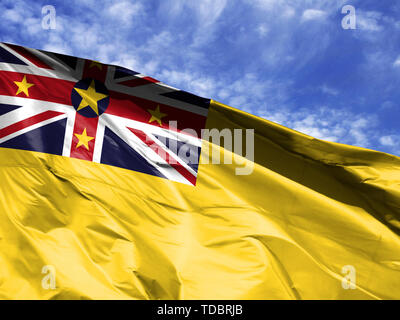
[0,43,400,300]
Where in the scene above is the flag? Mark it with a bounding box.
[0,43,399,299]
[0,42,208,185]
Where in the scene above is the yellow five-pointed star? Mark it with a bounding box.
[14,75,34,97]
[89,60,102,70]
[74,128,94,150]
[148,105,167,126]
[74,80,108,115]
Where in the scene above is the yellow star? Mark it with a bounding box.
[148,105,167,126]
[14,75,34,97]
[74,80,108,115]
[74,128,94,150]
[89,60,103,70]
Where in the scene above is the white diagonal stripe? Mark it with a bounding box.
[0,43,78,82]
[0,113,68,144]
[0,95,74,129]
[102,113,202,147]
[104,114,192,185]
[145,131,197,177]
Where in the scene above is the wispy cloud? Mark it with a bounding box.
[107,1,143,25]
[394,56,400,67]
[357,10,384,31]
[320,85,339,96]
[0,0,398,156]
[256,24,269,37]
[257,106,379,149]
[301,9,327,22]
[380,135,399,147]
[379,135,400,155]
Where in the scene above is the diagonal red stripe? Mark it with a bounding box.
[128,127,197,185]
[0,110,64,139]
[5,43,52,69]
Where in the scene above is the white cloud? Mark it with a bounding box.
[379,135,399,147]
[110,53,140,71]
[381,101,396,110]
[189,0,228,47]
[282,6,295,18]
[301,9,326,22]
[107,1,143,25]
[23,17,42,36]
[158,0,185,17]
[249,0,278,11]
[3,9,23,23]
[257,106,378,149]
[394,56,400,67]
[256,24,269,37]
[212,73,289,114]
[158,70,217,98]
[357,11,383,31]
[192,0,227,25]
[320,85,339,96]
[349,118,370,146]
[247,0,296,19]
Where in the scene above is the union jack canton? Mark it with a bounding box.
[0,43,210,185]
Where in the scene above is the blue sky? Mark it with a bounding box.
[1,0,399,155]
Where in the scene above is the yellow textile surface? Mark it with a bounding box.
[0,100,399,299]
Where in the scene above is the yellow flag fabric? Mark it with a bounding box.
[0,99,399,299]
